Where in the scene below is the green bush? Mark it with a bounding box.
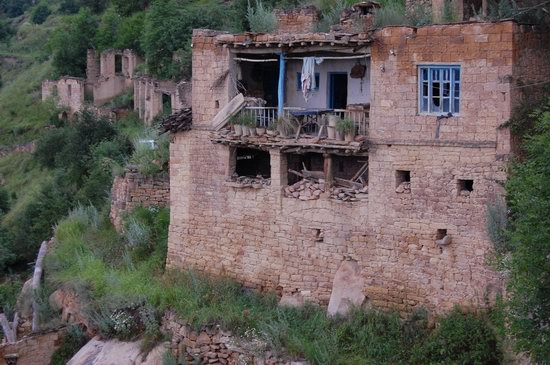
[30,2,51,25]
[49,8,97,78]
[504,96,550,362]
[129,131,169,176]
[411,308,501,364]
[0,0,32,18]
[0,19,13,41]
[59,0,80,14]
[50,325,88,365]
[95,6,121,51]
[247,0,277,33]
[315,0,352,32]
[0,279,22,315]
[373,1,409,28]
[115,11,145,52]
[112,0,149,16]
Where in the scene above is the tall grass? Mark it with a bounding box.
[247,0,277,33]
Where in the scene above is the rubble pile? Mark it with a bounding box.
[395,181,411,194]
[284,178,325,200]
[329,185,368,202]
[227,174,271,188]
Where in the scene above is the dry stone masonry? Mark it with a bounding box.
[110,169,170,231]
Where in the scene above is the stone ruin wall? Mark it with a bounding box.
[0,329,66,365]
[41,77,85,117]
[275,6,320,34]
[110,170,170,231]
[134,77,191,125]
[166,22,550,314]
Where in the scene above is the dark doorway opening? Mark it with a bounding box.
[329,73,348,109]
[238,61,279,107]
[235,148,271,178]
[115,55,123,74]
[162,93,172,114]
[286,152,324,185]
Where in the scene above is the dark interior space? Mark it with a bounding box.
[162,93,172,114]
[115,55,123,74]
[329,73,348,109]
[286,152,324,185]
[235,148,271,178]
[238,60,279,107]
[333,156,368,182]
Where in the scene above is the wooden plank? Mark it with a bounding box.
[213,93,246,131]
[324,154,333,190]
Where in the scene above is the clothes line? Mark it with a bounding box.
[233,54,370,63]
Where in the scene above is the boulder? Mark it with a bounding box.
[327,259,365,317]
[67,337,168,365]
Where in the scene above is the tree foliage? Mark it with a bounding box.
[30,2,51,25]
[95,6,122,51]
[505,96,550,362]
[111,0,150,16]
[0,0,32,18]
[49,8,97,78]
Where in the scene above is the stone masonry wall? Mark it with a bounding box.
[167,22,549,314]
[110,170,170,231]
[42,77,85,117]
[0,330,66,365]
[275,6,320,34]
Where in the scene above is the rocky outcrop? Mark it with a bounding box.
[67,337,167,365]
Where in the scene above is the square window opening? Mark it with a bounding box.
[436,229,447,240]
[457,179,474,195]
[333,156,368,183]
[234,148,271,178]
[395,170,411,187]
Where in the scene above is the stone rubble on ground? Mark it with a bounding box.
[284,178,368,202]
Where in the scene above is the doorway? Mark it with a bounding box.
[328,73,348,109]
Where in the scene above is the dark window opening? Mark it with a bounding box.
[237,59,279,107]
[457,179,474,195]
[334,156,368,182]
[67,84,72,97]
[396,170,411,187]
[436,229,447,240]
[162,93,172,114]
[286,152,324,185]
[329,73,348,109]
[235,148,271,178]
[115,55,123,74]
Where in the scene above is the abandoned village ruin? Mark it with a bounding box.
[38,0,550,317]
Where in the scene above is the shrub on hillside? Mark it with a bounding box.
[505,96,550,362]
[59,0,80,14]
[49,8,97,78]
[0,19,13,42]
[247,0,277,33]
[112,0,149,16]
[410,308,501,364]
[50,325,87,365]
[0,0,32,18]
[373,1,409,28]
[30,2,51,25]
[95,6,121,51]
[115,11,145,52]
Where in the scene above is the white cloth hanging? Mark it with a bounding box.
[301,57,324,102]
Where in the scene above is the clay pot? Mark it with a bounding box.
[336,131,345,141]
[345,131,355,142]
[242,126,250,136]
[249,127,257,137]
[256,127,266,136]
[327,115,338,139]
[234,124,243,136]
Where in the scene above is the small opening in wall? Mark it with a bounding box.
[67,84,72,97]
[215,100,220,108]
[162,93,172,114]
[436,229,447,240]
[235,148,271,178]
[115,55,123,74]
[457,179,474,196]
[395,170,411,193]
[286,152,324,185]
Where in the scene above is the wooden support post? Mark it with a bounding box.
[324,153,333,190]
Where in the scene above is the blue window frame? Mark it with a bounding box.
[419,65,460,114]
[297,72,320,91]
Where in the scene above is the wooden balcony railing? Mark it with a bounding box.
[239,106,369,136]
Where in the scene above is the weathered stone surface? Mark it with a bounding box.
[0,330,66,365]
[67,337,166,365]
[327,260,365,316]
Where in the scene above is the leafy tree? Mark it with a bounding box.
[0,0,32,18]
[142,0,227,79]
[112,0,149,16]
[95,6,121,51]
[59,0,80,14]
[49,8,97,78]
[0,18,12,41]
[505,96,550,362]
[115,11,145,52]
[30,2,51,24]
[78,0,108,13]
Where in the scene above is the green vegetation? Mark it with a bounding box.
[500,95,550,362]
[31,2,51,25]
[247,0,277,33]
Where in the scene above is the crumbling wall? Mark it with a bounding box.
[134,77,190,125]
[42,77,85,117]
[93,49,142,106]
[275,6,320,34]
[0,330,66,365]
[110,170,170,231]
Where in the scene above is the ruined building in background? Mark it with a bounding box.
[42,48,190,123]
[164,4,550,315]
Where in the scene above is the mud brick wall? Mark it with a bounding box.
[42,77,85,116]
[275,6,320,34]
[167,21,550,314]
[0,330,66,365]
[110,170,170,230]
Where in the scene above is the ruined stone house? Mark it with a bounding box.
[165,0,550,315]
[133,76,191,125]
[41,76,85,120]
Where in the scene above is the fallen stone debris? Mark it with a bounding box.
[226,174,271,188]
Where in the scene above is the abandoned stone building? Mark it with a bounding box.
[134,76,191,125]
[165,4,550,315]
[41,76,85,120]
